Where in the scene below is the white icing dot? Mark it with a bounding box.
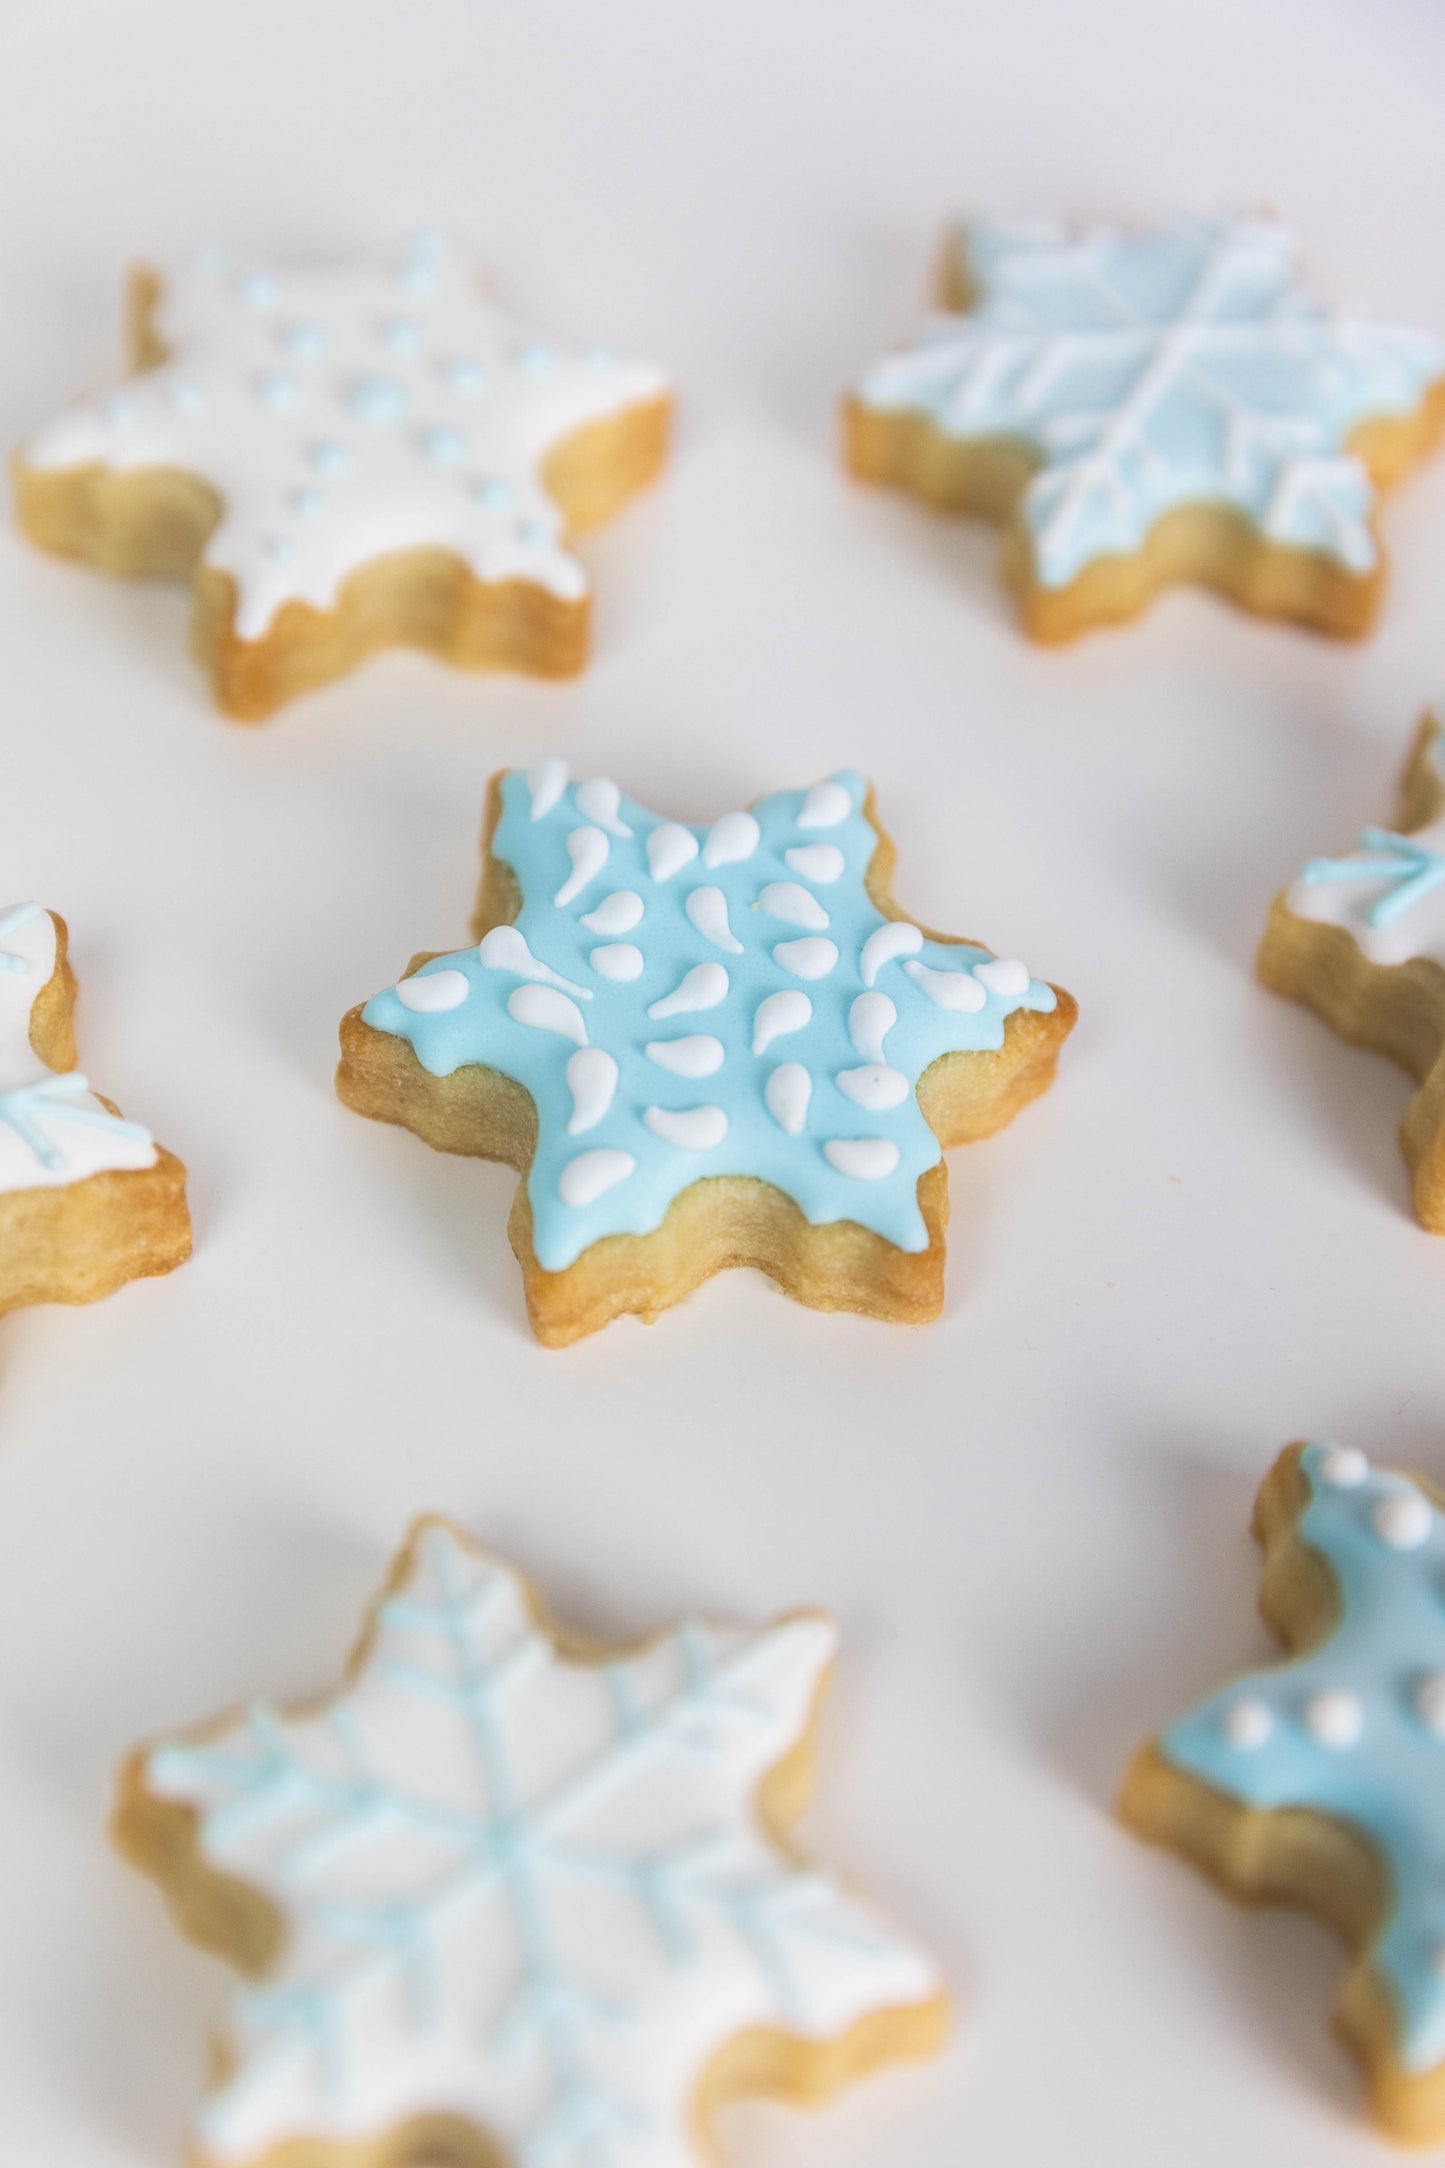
[1417,1673,1445,1736]
[759,882,830,931]
[527,758,568,821]
[798,780,852,829]
[685,886,743,954]
[420,424,466,464]
[973,957,1031,999]
[477,924,589,996]
[646,825,700,883]
[395,967,469,1013]
[444,356,488,393]
[280,321,327,360]
[644,1104,728,1151]
[507,985,588,1046]
[648,964,729,1019]
[1304,1689,1365,1749]
[906,958,988,1012]
[1319,1446,1370,1489]
[565,1048,618,1136]
[1374,1491,1433,1551]
[824,1137,901,1181]
[472,476,512,508]
[1222,1698,1274,1751]
[849,991,897,1064]
[381,316,424,354]
[786,844,844,884]
[257,370,301,409]
[590,944,643,982]
[309,439,352,478]
[773,937,838,980]
[559,1147,635,1208]
[752,989,812,1054]
[645,1036,725,1079]
[765,1063,812,1135]
[347,373,409,425]
[836,1064,910,1111]
[581,890,643,936]
[575,778,632,836]
[702,811,760,868]
[555,826,610,908]
[860,921,923,987]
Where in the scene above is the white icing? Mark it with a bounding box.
[860,921,923,987]
[1222,1699,1274,1751]
[574,778,632,836]
[685,886,743,953]
[565,1048,618,1135]
[973,957,1031,998]
[23,238,670,641]
[645,1036,725,1078]
[1321,1446,1370,1488]
[1375,1492,1433,1550]
[555,826,609,907]
[589,944,643,982]
[647,963,729,1019]
[646,824,699,882]
[773,938,838,980]
[1288,815,1445,970]
[702,812,760,868]
[836,1064,910,1111]
[752,989,813,1055]
[528,758,568,821]
[765,1064,812,1135]
[786,844,845,885]
[477,925,589,996]
[559,1146,635,1206]
[395,968,469,1012]
[506,985,588,1044]
[824,1138,901,1181]
[759,882,830,931]
[580,890,643,936]
[643,1104,729,1151]
[849,992,897,1065]
[1304,1688,1365,1749]
[906,959,987,1012]
[798,781,852,830]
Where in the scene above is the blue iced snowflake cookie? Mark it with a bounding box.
[337,760,1075,1343]
[847,213,1445,641]
[1121,1440,1445,2141]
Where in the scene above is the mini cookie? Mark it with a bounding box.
[1259,707,1445,1228]
[337,761,1075,1344]
[116,1517,949,2168]
[1120,1441,1445,2143]
[14,234,671,717]
[0,903,189,1315]
[846,213,1445,641]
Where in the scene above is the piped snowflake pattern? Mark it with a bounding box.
[359,762,1058,1271]
[139,1522,943,2166]
[21,232,668,640]
[855,213,1445,588]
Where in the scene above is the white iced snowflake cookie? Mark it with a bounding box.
[115,1519,949,2168]
[15,233,672,717]
[846,212,1445,642]
[1260,705,1445,1230]
[0,903,190,1315]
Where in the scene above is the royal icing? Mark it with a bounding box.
[854,213,1445,588]
[360,766,1057,1271]
[142,1523,943,2164]
[0,904,156,1194]
[1158,1443,1445,2072]
[1289,737,1445,968]
[22,233,669,641]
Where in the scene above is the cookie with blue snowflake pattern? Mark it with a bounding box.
[1259,707,1445,1229]
[1121,1441,1445,2143]
[336,760,1075,1344]
[846,213,1445,641]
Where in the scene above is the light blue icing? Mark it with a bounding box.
[1300,828,1445,928]
[360,768,1056,1272]
[1161,1442,1445,2072]
[856,214,1445,588]
[0,1073,152,1172]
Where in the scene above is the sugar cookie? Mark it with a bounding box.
[115,1517,949,2168]
[0,903,189,1315]
[846,214,1445,641]
[1121,1441,1445,2143]
[1259,706,1445,1227]
[14,235,671,717]
[337,762,1075,1344]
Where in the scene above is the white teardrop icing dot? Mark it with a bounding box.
[752,990,812,1054]
[765,1064,812,1135]
[786,843,845,884]
[1304,1688,1364,1749]
[581,890,644,936]
[773,937,838,980]
[589,944,644,982]
[477,925,589,996]
[565,1048,618,1135]
[849,992,897,1064]
[555,826,610,908]
[506,985,588,1045]
[685,886,743,954]
[702,810,760,868]
[906,958,988,1012]
[1222,1699,1274,1751]
[973,957,1032,998]
[643,1104,729,1151]
[824,1137,901,1181]
[759,882,830,931]
[645,1036,725,1078]
[1319,1446,1370,1489]
[798,779,852,829]
[646,824,699,882]
[836,1064,910,1111]
[559,1147,635,1207]
[575,777,632,836]
[1374,1492,1433,1550]
[1418,1673,1445,1736]
[395,967,469,1013]
[647,963,729,1019]
[860,920,923,987]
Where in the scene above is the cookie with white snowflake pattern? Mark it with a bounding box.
[13,235,671,717]
[1120,1441,1445,2143]
[0,904,189,1315]
[336,760,1075,1344]
[846,213,1445,641]
[1259,706,1445,1228]
[116,1517,949,2168]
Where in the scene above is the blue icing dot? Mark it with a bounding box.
[256,371,302,410]
[472,477,512,509]
[195,247,228,279]
[513,341,556,374]
[290,487,324,518]
[280,321,327,361]
[309,439,352,478]
[408,228,446,258]
[104,394,135,427]
[515,517,555,547]
[235,270,280,308]
[443,356,488,394]
[265,535,298,564]
[398,259,440,296]
[168,381,206,414]
[347,375,408,425]
[381,317,423,355]
[420,424,466,465]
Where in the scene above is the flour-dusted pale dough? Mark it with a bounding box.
[0,904,189,1314]
[115,1520,949,2168]
[1121,1442,1445,2145]
[1259,708,1445,1229]
[14,234,671,716]
[336,762,1076,1344]
[846,213,1445,641]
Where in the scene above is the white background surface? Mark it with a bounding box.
[1,1,1444,2162]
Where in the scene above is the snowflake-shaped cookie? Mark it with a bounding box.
[118,1520,948,2168]
[15,233,670,715]
[848,213,1445,640]
[1260,708,1445,1229]
[338,760,1074,1343]
[1121,1441,1445,2140]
